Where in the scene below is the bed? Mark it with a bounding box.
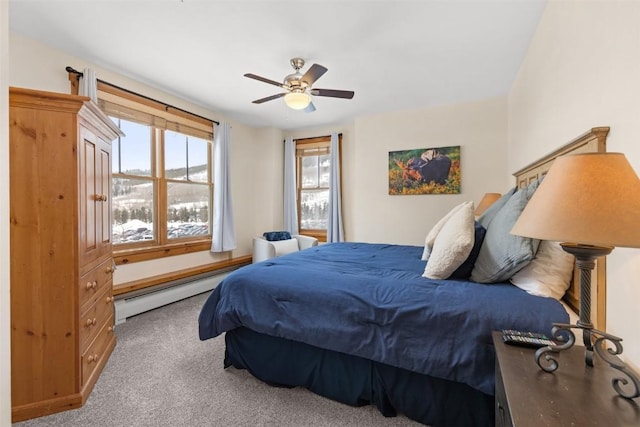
[198,127,608,426]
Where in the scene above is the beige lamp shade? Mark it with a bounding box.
[474,193,501,216]
[511,153,640,248]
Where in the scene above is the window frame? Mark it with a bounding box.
[69,73,216,264]
[294,134,342,242]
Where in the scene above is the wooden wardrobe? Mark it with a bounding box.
[9,87,122,421]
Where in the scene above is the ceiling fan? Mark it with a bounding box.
[244,58,355,112]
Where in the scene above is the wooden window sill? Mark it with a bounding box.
[113,239,213,265]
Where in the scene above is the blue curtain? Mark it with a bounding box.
[283,137,299,235]
[327,132,344,242]
[78,67,98,103]
[211,122,237,252]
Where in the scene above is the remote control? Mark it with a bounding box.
[501,330,556,348]
[501,329,549,339]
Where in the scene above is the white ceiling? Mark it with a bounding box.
[9,0,547,131]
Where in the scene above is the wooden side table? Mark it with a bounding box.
[492,331,640,426]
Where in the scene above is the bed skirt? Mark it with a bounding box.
[224,327,494,427]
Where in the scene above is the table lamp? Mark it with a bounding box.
[511,152,640,399]
[474,192,501,217]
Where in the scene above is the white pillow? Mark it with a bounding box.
[270,238,300,257]
[421,202,467,261]
[423,201,475,280]
[510,240,575,299]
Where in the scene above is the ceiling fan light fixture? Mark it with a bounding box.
[246,58,354,111]
[284,92,311,110]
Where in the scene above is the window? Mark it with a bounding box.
[111,118,212,246]
[95,83,215,261]
[111,118,155,244]
[163,130,211,240]
[295,135,341,241]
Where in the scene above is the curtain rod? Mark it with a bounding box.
[284,133,343,142]
[66,66,219,126]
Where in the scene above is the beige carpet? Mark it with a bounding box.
[13,292,422,427]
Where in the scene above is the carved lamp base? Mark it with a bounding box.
[534,243,639,399]
[535,324,640,399]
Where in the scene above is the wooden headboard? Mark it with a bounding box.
[512,127,609,330]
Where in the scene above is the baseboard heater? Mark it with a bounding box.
[114,268,234,325]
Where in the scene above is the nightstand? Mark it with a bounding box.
[492,331,640,426]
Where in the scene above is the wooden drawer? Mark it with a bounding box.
[81,314,115,386]
[495,358,512,427]
[79,286,114,351]
[79,257,114,313]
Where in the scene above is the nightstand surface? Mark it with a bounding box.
[492,331,640,426]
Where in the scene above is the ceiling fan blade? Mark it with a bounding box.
[301,64,328,86]
[244,73,286,88]
[304,102,316,113]
[252,93,286,104]
[312,88,355,99]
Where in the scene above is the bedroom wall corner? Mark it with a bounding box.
[351,97,509,246]
[1,2,12,425]
[247,126,285,237]
[508,0,640,372]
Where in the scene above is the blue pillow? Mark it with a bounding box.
[263,231,292,241]
[449,221,487,279]
[477,187,516,229]
[471,180,541,283]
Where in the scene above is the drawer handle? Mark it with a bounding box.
[106,296,113,303]
[87,353,99,364]
[85,281,97,290]
[108,326,114,333]
[106,267,114,274]
[86,318,97,327]
[498,404,505,423]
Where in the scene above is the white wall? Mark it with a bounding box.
[285,99,509,247]
[1,3,11,426]
[351,98,509,245]
[8,32,282,285]
[251,127,286,230]
[509,0,640,371]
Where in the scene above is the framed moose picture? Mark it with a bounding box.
[388,145,461,195]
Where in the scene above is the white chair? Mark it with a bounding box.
[252,234,318,263]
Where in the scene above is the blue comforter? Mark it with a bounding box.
[198,242,569,395]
